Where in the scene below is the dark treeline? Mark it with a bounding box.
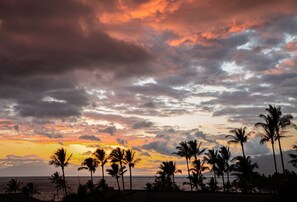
[2,105,297,202]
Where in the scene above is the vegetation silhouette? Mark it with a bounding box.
[123,149,141,190]
[226,127,249,158]
[3,179,22,193]
[49,148,72,196]
[78,157,98,184]
[93,148,108,180]
[106,163,122,191]
[49,171,64,201]
[288,144,297,168]
[109,147,126,190]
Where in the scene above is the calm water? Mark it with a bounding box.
[0,176,191,201]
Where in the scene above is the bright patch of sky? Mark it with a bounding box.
[42,96,67,103]
[133,77,157,86]
[221,61,243,75]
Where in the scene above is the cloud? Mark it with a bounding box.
[133,120,153,129]
[116,138,127,145]
[142,141,174,155]
[79,135,100,141]
[100,125,117,136]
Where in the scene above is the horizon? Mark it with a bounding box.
[0,0,297,177]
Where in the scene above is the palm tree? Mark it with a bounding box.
[264,105,294,173]
[124,149,141,190]
[21,182,40,197]
[288,145,297,168]
[188,140,205,161]
[4,179,22,193]
[109,147,126,190]
[231,156,258,193]
[49,172,64,201]
[204,149,219,186]
[168,161,182,184]
[78,157,98,184]
[255,116,278,173]
[49,148,72,196]
[93,148,108,180]
[190,159,207,191]
[219,146,231,186]
[106,163,121,190]
[216,157,226,192]
[227,127,249,158]
[173,141,192,190]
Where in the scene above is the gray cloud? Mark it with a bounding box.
[116,138,127,145]
[79,135,100,141]
[100,125,117,136]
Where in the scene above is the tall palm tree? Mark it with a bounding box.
[288,145,297,168]
[106,163,121,190]
[216,157,226,192]
[188,140,205,161]
[124,149,141,190]
[264,105,294,173]
[78,157,98,184]
[4,179,22,193]
[93,148,108,180]
[22,182,40,197]
[255,116,278,173]
[49,172,63,201]
[219,146,231,186]
[173,141,192,190]
[49,148,72,196]
[168,161,182,184]
[109,147,126,190]
[227,127,249,158]
[204,149,219,186]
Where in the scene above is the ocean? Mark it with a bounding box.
[0,176,192,201]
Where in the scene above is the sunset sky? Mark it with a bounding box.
[0,0,297,176]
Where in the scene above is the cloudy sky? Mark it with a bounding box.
[0,0,297,176]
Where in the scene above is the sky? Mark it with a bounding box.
[0,0,297,176]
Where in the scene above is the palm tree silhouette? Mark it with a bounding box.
[124,149,141,190]
[109,147,126,190]
[231,156,258,193]
[216,157,226,191]
[168,161,182,184]
[263,105,294,173]
[4,179,22,193]
[255,115,278,173]
[78,157,98,184]
[204,149,219,187]
[106,163,122,190]
[288,144,297,168]
[227,127,249,158]
[173,141,192,190]
[49,148,72,196]
[93,148,108,180]
[219,146,231,186]
[190,159,207,191]
[188,140,205,161]
[49,172,63,201]
[21,182,40,197]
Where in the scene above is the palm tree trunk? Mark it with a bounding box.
[222,173,225,192]
[61,168,67,196]
[102,165,105,180]
[277,131,285,173]
[116,178,121,190]
[213,169,216,184]
[172,173,175,184]
[226,167,230,185]
[90,171,93,184]
[271,142,278,173]
[120,162,125,190]
[186,157,192,191]
[129,166,132,190]
[241,143,246,159]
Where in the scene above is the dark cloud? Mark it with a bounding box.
[142,141,174,156]
[116,138,127,145]
[133,120,153,129]
[100,125,117,136]
[79,135,100,141]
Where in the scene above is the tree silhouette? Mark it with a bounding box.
[255,115,278,173]
[188,140,205,161]
[219,146,231,187]
[93,148,108,180]
[78,157,98,184]
[49,172,64,201]
[124,149,141,190]
[216,157,226,191]
[4,179,22,193]
[190,159,207,191]
[109,147,126,190]
[204,149,219,188]
[288,144,297,168]
[49,148,72,196]
[227,127,249,158]
[173,141,192,190]
[106,163,125,190]
[22,182,40,197]
[231,156,258,193]
[263,105,294,173]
